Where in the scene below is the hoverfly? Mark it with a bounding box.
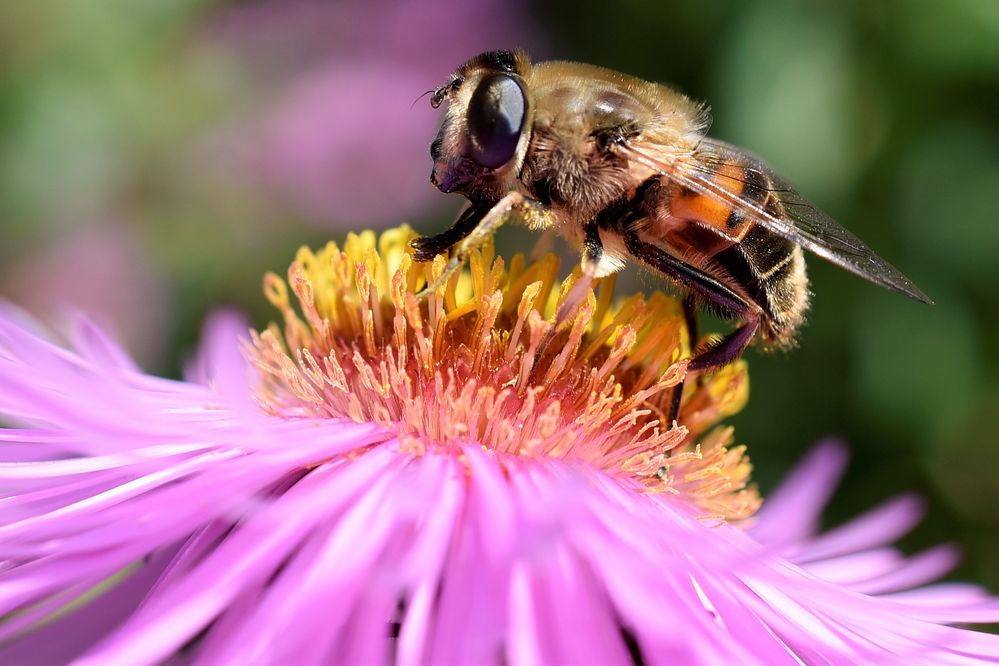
[412,50,931,376]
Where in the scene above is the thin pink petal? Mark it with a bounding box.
[77,448,396,665]
[67,312,142,373]
[788,494,925,563]
[184,310,259,419]
[847,545,960,595]
[750,439,849,546]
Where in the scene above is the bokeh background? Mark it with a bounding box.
[2,0,998,588]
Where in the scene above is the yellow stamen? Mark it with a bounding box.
[248,226,758,520]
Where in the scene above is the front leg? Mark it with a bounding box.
[410,202,490,263]
[412,191,550,294]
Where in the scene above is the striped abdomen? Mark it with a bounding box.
[667,163,811,346]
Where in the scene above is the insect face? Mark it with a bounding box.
[429,50,532,201]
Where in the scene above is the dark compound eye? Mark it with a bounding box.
[466,74,526,169]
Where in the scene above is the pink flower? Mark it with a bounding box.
[1,228,997,664]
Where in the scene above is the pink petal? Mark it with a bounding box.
[789,494,925,563]
[750,439,848,546]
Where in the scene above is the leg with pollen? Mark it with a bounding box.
[409,203,489,262]
[412,191,551,295]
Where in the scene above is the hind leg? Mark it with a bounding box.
[622,231,762,424]
[667,295,701,424]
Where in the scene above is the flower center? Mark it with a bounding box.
[249,226,759,520]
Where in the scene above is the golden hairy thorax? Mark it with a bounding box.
[519,61,709,223]
[527,61,709,138]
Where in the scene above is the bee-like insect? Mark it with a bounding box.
[412,50,931,374]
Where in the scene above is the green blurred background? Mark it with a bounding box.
[2,1,997,587]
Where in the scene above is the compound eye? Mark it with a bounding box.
[466,74,526,169]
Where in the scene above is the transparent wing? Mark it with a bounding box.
[621,137,932,304]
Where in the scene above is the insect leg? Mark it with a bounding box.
[415,192,549,295]
[667,317,759,421]
[582,219,604,271]
[623,233,750,316]
[622,232,762,372]
[409,202,488,262]
[666,295,701,424]
[688,320,759,370]
[682,294,699,345]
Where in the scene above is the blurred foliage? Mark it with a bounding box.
[1,0,997,586]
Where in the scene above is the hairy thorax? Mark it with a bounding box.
[522,118,634,222]
[519,61,705,233]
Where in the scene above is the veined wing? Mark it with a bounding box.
[620,137,932,304]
